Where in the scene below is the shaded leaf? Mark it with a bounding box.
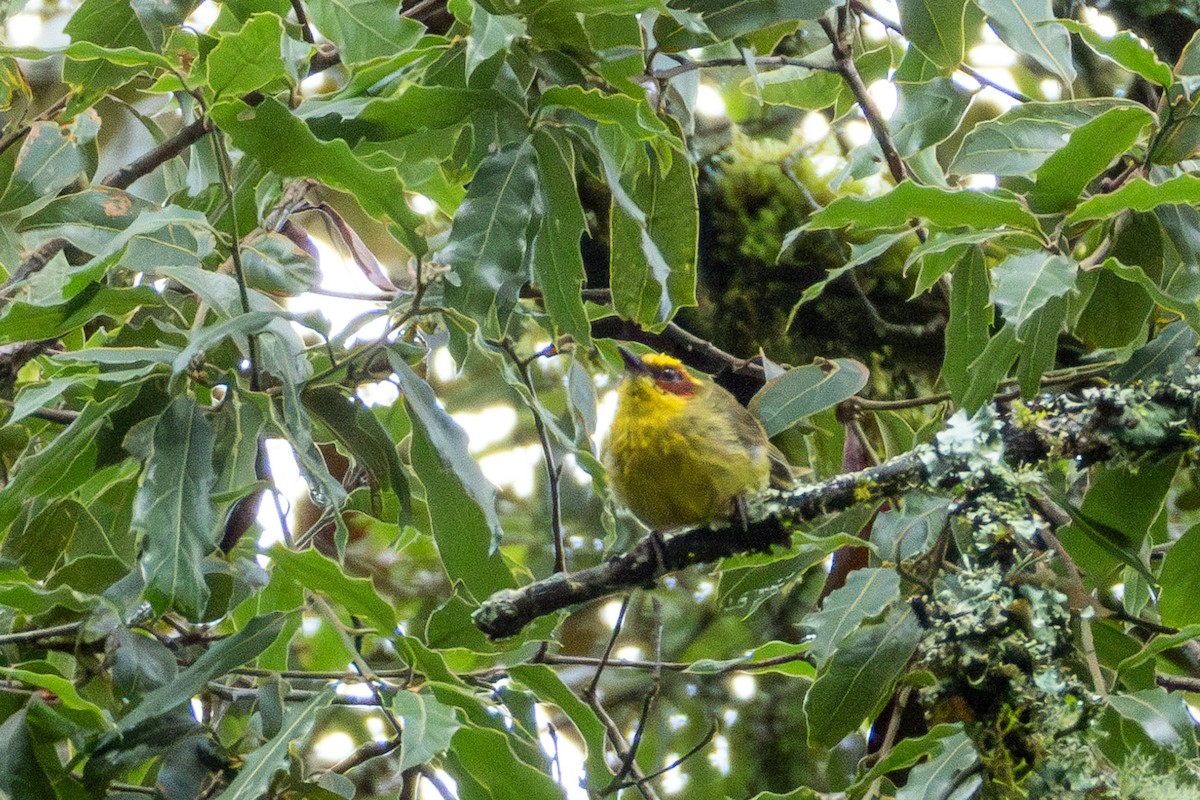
[750,358,869,438]
[220,690,333,799]
[270,544,397,634]
[393,690,462,773]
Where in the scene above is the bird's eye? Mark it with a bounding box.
[660,368,680,382]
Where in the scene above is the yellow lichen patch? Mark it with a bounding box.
[854,484,873,503]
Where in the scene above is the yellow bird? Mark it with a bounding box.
[604,346,793,530]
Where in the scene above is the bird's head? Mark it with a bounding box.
[617,346,701,399]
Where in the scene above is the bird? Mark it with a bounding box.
[603,346,793,530]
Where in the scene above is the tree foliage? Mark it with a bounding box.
[4,0,1200,798]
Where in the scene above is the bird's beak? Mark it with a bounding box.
[617,346,651,376]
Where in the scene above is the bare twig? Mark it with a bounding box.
[603,598,664,795]
[327,735,403,774]
[650,54,839,81]
[586,593,631,699]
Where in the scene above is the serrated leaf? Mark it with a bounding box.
[806,182,1042,234]
[1058,19,1173,88]
[456,0,526,77]
[392,690,463,773]
[0,666,112,730]
[302,385,410,519]
[608,141,698,331]
[438,137,539,328]
[990,251,1075,332]
[976,0,1074,85]
[220,690,333,799]
[306,0,422,65]
[270,544,397,634]
[804,604,922,748]
[0,284,162,345]
[530,132,591,346]
[1069,174,1200,225]
[210,98,425,256]
[749,358,869,438]
[135,397,218,618]
[1102,256,1200,330]
[206,13,289,98]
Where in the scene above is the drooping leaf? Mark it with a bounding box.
[1058,19,1174,88]
[530,131,591,346]
[804,604,923,748]
[392,689,463,773]
[135,396,218,618]
[1112,320,1198,383]
[438,137,539,328]
[389,353,515,601]
[941,247,991,405]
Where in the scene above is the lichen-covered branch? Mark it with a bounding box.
[473,370,1200,639]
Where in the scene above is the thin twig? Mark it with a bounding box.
[1158,674,1200,693]
[418,765,457,800]
[586,594,631,699]
[0,95,69,157]
[603,598,664,794]
[821,18,909,186]
[498,339,567,574]
[102,118,212,190]
[587,697,662,800]
[288,0,316,42]
[327,735,403,774]
[0,621,81,645]
[606,723,718,793]
[651,54,839,81]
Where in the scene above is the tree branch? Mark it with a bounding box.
[474,370,1200,638]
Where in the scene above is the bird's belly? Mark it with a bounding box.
[608,419,768,529]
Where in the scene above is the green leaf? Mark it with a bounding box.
[392,690,463,773]
[850,724,965,795]
[438,137,538,328]
[1058,18,1174,88]
[896,731,981,800]
[1106,689,1197,755]
[542,85,672,144]
[61,0,155,114]
[1102,256,1200,330]
[206,13,289,98]
[960,323,1020,413]
[990,251,1076,332]
[305,0,422,65]
[389,353,515,601]
[0,387,139,534]
[749,358,870,438]
[806,568,900,667]
[950,99,1138,176]
[0,284,161,345]
[806,182,1043,234]
[941,248,991,405]
[0,666,113,730]
[445,725,562,800]
[18,184,154,240]
[302,385,410,519]
[239,231,320,296]
[1112,320,1198,383]
[0,566,99,615]
[530,131,591,346]
[870,493,948,562]
[976,0,1074,84]
[454,0,526,77]
[269,544,397,634]
[210,98,426,256]
[1069,174,1200,225]
[804,604,922,748]
[220,690,333,799]
[507,664,608,782]
[890,77,971,157]
[1028,106,1153,212]
[1116,623,1200,677]
[608,142,698,331]
[0,114,100,213]
[897,0,971,70]
[134,396,218,618]
[1158,522,1200,628]
[117,613,285,734]
[1014,294,1066,396]
[753,62,842,110]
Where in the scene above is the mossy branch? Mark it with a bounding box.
[473,370,1200,639]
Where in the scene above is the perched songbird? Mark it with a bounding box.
[604,346,793,530]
